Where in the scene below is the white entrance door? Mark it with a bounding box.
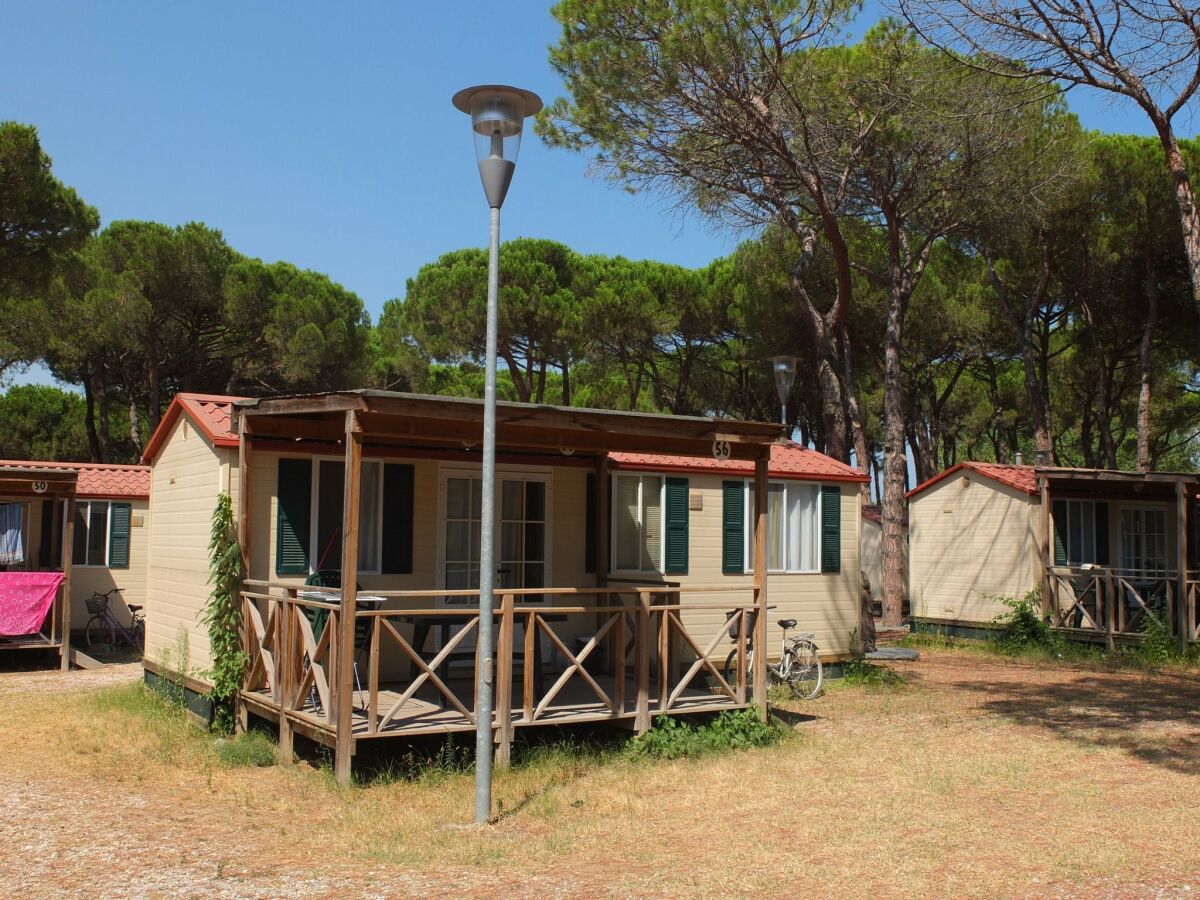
[440,470,552,605]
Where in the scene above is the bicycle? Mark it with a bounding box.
[84,588,144,651]
[722,607,823,700]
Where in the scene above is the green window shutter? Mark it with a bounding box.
[1093,502,1109,566]
[381,463,414,575]
[664,477,689,574]
[585,473,597,574]
[1052,499,1068,566]
[820,485,841,573]
[108,503,131,569]
[722,481,745,574]
[276,458,312,576]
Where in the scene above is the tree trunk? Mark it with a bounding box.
[96,373,112,464]
[147,350,162,431]
[990,254,1053,454]
[128,399,142,459]
[500,349,531,403]
[1137,240,1159,472]
[880,278,908,627]
[1155,123,1200,318]
[560,354,571,406]
[789,239,849,463]
[840,322,870,495]
[82,374,101,463]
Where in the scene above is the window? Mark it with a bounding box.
[613,474,663,573]
[72,501,131,568]
[1052,500,1098,566]
[444,475,482,593]
[1121,507,1167,573]
[744,481,820,573]
[311,459,383,574]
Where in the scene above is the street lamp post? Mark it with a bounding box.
[452,83,542,826]
[772,355,798,428]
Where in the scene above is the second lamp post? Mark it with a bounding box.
[452,83,542,826]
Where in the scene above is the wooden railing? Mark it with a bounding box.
[239,581,759,742]
[1045,566,1183,644]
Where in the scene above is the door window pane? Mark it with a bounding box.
[358,461,380,571]
[615,476,641,571]
[445,477,481,603]
[87,503,108,566]
[767,484,785,571]
[642,476,662,571]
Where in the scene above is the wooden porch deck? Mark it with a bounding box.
[243,671,739,744]
[240,581,762,757]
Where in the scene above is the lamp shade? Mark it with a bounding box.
[772,355,798,408]
[452,84,543,208]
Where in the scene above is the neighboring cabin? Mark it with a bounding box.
[908,461,1199,643]
[0,458,149,631]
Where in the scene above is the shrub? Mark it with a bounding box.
[215,731,278,768]
[842,658,907,688]
[991,588,1063,654]
[1138,608,1177,669]
[625,709,787,760]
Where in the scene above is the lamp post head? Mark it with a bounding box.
[772,355,798,408]
[452,84,543,209]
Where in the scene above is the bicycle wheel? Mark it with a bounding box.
[784,641,823,700]
[723,647,754,693]
[85,615,111,649]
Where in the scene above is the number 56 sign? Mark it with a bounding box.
[711,440,732,460]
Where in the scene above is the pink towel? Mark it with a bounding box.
[0,572,64,636]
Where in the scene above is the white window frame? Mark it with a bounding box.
[1118,503,1169,574]
[73,500,113,569]
[609,472,667,576]
[309,455,385,576]
[435,463,555,606]
[743,480,822,575]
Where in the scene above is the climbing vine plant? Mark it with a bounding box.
[203,492,247,732]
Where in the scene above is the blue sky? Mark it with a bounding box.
[5,2,1183,386]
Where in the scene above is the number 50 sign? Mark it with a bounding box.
[712,440,732,460]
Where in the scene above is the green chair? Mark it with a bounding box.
[302,570,372,710]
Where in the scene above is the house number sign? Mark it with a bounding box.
[712,440,732,460]
[32,481,48,494]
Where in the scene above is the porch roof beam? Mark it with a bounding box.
[240,406,779,461]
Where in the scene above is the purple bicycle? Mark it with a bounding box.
[84,588,144,651]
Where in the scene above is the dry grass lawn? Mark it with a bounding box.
[2,650,1199,898]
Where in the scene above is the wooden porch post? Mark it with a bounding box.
[236,413,252,735]
[60,493,75,671]
[495,592,515,767]
[1039,475,1052,619]
[334,410,362,785]
[1177,480,1189,652]
[752,452,769,720]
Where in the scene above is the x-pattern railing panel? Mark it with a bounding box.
[664,609,741,708]
[374,615,478,729]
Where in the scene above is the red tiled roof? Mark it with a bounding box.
[141,393,244,463]
[609,441,869,483]
[907,461,1039,500]
[0,460,149,498]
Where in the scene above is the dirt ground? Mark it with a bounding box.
[1,649,1198,898]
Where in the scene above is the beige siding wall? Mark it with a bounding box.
[909,472,1040,624]
[145,416,230,674]
[617,473,860,657]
